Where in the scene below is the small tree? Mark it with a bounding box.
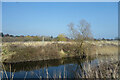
[68,19,93,55]
[57,34,67,41]
[68,19,93,41]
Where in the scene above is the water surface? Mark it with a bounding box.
[1,55,118,78]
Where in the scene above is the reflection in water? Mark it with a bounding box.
[1,55,118,78]
[3,57,90,72]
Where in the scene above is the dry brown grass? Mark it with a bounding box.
[96,46,118,56]
[2,43,88,63]
[2,44,62,63]
[81,61,119,78]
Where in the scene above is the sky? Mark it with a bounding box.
[2,2,118,39]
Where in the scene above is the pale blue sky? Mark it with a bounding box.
[2,2,118,39]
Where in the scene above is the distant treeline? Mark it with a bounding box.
[0,33,70,42]
[0,32,119,42]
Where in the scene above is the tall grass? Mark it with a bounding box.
[73,57,119,78]
[1,64,16,80]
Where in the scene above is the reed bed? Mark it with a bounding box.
[75,59,119,78]
[1,63,16,80]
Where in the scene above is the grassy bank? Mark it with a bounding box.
[1,41,118,63]
[1,42,90,63]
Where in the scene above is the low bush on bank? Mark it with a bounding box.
[2,44,60,63]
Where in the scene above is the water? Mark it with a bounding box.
[0,55,118,78]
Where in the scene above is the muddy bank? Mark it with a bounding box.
[1,41,118,63]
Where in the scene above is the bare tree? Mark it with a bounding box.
[68,19,93,55]
[68,19,93,41]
